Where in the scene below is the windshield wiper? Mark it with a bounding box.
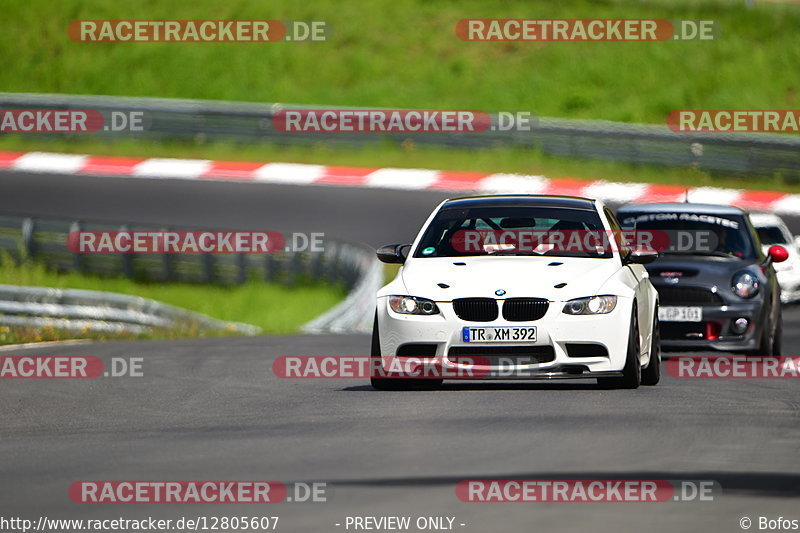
[486,251,542,256]
[662,250,738,258]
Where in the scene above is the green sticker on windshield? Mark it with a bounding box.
[422,247,435,255]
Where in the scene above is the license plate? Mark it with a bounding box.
[462,326,537,343]
[658,306,703,322]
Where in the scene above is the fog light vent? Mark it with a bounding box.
[731,317,749,335]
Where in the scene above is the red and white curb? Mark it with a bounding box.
[2,150,799,214]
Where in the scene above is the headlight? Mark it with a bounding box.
[732,271,759,298]
[562,295,618,315]
[388,295,440,315]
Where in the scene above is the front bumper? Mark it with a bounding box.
[376,297,634,380]
[659,301,763,351]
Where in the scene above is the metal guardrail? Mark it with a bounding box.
[301,253,382,334]
[0,215,380,334]
[0,284,260,336]
[2,92,800,179]
[0,215,366,288]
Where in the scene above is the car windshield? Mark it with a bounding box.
[619,212,756,260]
[413,205,613,258]
[756,226,788,246]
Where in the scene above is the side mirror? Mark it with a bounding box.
[768,245,789,264]
[377,244,411,264]
[624,249,659,265]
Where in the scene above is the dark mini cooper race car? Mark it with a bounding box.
[617,203,788,355]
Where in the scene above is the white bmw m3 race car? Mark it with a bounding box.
[371,195,660,390]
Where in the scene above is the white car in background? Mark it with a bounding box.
[371,195,660,390]
[750,213,800,303]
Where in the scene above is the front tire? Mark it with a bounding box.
[598,306,641,390]
[369,314,442,390]
[774,307,783,356]
[751,301,781,356]
[641,309,660,386]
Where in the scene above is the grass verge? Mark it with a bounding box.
[2,0,799,124]
[0,257,347,345]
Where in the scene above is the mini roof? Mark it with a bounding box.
[617,202,745,216]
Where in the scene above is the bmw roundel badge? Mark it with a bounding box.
[495,289,506,296]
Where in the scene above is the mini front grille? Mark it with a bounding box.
[651,268,699,278]
[502,298,549,321]
[656,287,723,305]
[452,298,498,322]
[661,322,706,340]
[448,345,555,366]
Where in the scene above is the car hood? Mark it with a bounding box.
[645,254,755,287]
[400,256,622,301]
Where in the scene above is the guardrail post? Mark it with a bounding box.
[235,253,247,284]
[264,253,276,282]
[303,251,312,278]
[690,141,704,171]
[70,221,83,272]
[21,218,36,260]
[162,227,174,281]
[333,244,345,284]
[339,245,353,289]
[202,252,215,283]
[310,250,319,279]
[277,253,287,285]
[119,224,133,278]
[285,252,301,288]
[320,241,336,282]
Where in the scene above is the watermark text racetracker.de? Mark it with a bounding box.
[445,229,720,255]
[668,110,800,133]
[67,231,325,254]
[666,356,800,379]
[457,479,719,502]
[271,109,537,133]
[455,19,718,41]
[274,355,495,380]
[0,356,143,378]
[0,110,144,133]
[69,20,331,42]
[69,480,328,503]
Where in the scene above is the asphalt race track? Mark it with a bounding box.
[0,171,454,247]
[2,170,800,532]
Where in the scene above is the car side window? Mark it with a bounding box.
[605,208,631,257]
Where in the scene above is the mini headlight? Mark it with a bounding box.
[562,295,618,315]
[388,295,440,315]
[732,271,759,298]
